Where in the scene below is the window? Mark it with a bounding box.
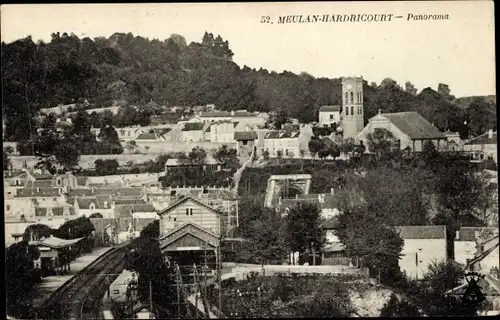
[6,205,10,211]
[186,208,189,215]
[57,179,61,186]
[173,217,177,222]
[330,114,334,120]
[346,107,349,116]
[242,140,248,146]
[351,106,354,115]
[350,91,354,103]
[190,208,193,216]
[345,92,348,104]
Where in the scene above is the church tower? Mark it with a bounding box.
[341,77,364,139]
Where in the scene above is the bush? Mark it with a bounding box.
[380,293,423,317]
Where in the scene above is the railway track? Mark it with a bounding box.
[38,242,131,320]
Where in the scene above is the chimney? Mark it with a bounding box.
[331,188,335,196]
[488,129,493,139]
[455,230,460,240]
[36,187,40,193]
[91,186,95,193]
[231,110,235,116]
[475,230,480,239]
[295,194,299,199]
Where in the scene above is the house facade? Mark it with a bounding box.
[356,111,448,152]
[463,130,497,162]
[454,227,499,266]
[180,123,211,142]
[394,225,448,279]
[157,196,221,237]
[318,105,341,127]
[263,125,314,158]
[235,131,258,157]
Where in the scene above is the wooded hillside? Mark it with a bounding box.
[2,31,496,142]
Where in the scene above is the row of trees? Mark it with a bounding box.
[15,112,124,173]
[2,31,496,144]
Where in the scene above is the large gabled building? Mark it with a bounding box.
[356,111,448,152]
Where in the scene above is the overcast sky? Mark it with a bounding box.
[1,2,495,97]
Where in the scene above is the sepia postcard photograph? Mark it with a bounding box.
[1,1,498,319]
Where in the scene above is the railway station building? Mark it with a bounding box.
[29,235,84,276]
[157,196,222,271]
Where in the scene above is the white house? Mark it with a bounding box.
[180,123,211,142]
[463,129,497,162]
[262,124,314,158]
[454,227,499,266]
[318,105,341,127]
[394,225,448,279]
[356,111,448,152]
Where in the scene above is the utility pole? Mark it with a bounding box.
[175,265,181,318]
[149,280,153,314]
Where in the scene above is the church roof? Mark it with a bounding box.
[373,112,446,140]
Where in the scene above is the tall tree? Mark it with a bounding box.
[284,202,325,265]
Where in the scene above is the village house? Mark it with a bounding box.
[73,197,114,218]
[180,122,211,142]
[444,130,462,151]
[463,129,497,162]
[320,217,348,265]
[447,232,500,315]
[318,105,341,127]
[209,121,241,144]
[189,110,267,128]
[263,124,314,158]
[394,225,448,279]
[235,131,258,157]
[454,227,499,266]
[356,111,448,152]
[164,155,222,174]
[114,203,157,219]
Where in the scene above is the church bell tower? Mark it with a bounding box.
[341,77,364,139]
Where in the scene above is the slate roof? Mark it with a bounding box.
[234,131,258,141]
[464,131,497,145]
[115,204,156,218]
[28,170,53,180]
[26,180,55,189]
[378,112,446,140]
[393,225,447,239]
[16,188,61,198]
[136,132,157,140]
[76,197,100,209]
[319,105,341,112]
[264,130,300,139]
[165,155,220,166]
[200,111,257,118]
[76,176,89,186]
[181,123,206,131]
[113,199,147,205]
[455,227,499,242]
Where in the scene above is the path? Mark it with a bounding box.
[232,147,255,196]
